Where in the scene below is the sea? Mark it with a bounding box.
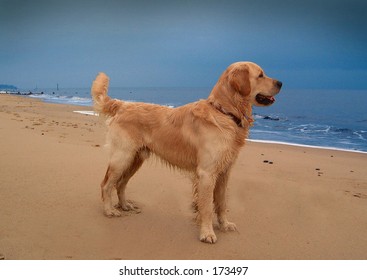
[8,87,367,153]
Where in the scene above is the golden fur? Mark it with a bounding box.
[91,62,282,243]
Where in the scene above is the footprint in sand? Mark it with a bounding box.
[315,168,324,176]
[344,190,367,199]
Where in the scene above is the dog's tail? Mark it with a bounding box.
[91,72,120,117]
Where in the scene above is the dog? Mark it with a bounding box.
[91,62,282,243]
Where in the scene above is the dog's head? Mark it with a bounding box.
[208,62,282,126]
[226,62,282,107]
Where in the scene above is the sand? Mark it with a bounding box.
[0,94,366,260]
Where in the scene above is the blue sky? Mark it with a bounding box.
[1,0,366,89]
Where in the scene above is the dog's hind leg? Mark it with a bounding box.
[214,170,237,232]
[101,147,138,217]
[115,149,149,213]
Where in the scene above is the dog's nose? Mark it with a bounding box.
[276,81,282,89]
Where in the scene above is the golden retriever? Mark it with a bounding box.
[91,62,282,243]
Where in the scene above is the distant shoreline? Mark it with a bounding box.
[0,90,45,96]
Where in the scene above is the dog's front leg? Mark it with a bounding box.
[214,170,237,232]
[196,169,217,244]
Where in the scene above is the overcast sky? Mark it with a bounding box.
[1,0,366,89]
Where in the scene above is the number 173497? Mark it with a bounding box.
[213,266,248,276]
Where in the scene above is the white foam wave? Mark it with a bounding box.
[73,111,99,116]
[28,93,92,106]
[247,139,367,154]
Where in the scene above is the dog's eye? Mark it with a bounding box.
[258,73,264,78]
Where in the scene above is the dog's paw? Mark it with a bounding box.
[200,231,217,244]
[104,208,122,217]
[115,200,141,213]
[220,221,237,232]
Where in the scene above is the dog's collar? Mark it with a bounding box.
[243,112,254,127]
[209,102,254,128]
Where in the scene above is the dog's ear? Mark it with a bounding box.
[228,67,251,97]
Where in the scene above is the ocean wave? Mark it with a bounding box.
[353,131,366,141]
[333,128,352,133]
[28,93,93,106]
[287,124,331,133]
[251,123,367,152]
[283,124,365,135]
